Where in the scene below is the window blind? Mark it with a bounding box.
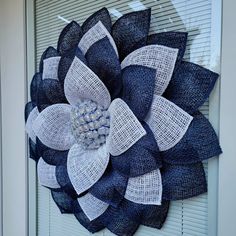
[34,1,216,235]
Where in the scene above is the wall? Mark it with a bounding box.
[218,0,236,235]
[0,0,28,236]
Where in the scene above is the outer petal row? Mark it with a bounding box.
[52,190,169,235]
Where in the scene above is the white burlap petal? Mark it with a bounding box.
[67,144,109,195]
[64,57,111,109]
[145,95,193,151]
[78,21,118,56]
[77,193,109,221]
[107,98,146,156]
[124,169,162,205]
[37,157,60,189]
[42,56,61,80]
[121,45,178,95]
[25,106,39,143]
[33,104,75,151]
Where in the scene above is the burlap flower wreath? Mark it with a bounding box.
[25,8,222,236]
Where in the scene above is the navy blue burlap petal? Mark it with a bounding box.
[164,61,219,114]
[56,160,78,199]
[100,204,139,236]
[37,79,67,112]
[30,73,42,103]
[86,37,122,99]
[118,199,169,229]
[112,9,151,60]
[51,188,75,213]
[161,162,207,200]
[29,138,40,162]
[36,138,67,166]
[58,48,87,86]
[82,7,112,33]
[162,111,222,165]
[24,101,36,122]
[111,122,162,177]
[122,65,156,120]
[147,32,188,65]
[39,47,59,73]
[90,165,127,207]
[141,201,169,229]
[57,21,83,56]
[73,201,105,233]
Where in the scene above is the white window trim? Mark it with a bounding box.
[26,0,37,235]
[208,0,222,235]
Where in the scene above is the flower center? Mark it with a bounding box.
[70,100,110,149]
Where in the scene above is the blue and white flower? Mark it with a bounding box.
[25,7,222,236]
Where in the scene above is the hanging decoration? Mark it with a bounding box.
[25,7,222,236]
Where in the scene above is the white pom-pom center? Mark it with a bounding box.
[70,100,110,149]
